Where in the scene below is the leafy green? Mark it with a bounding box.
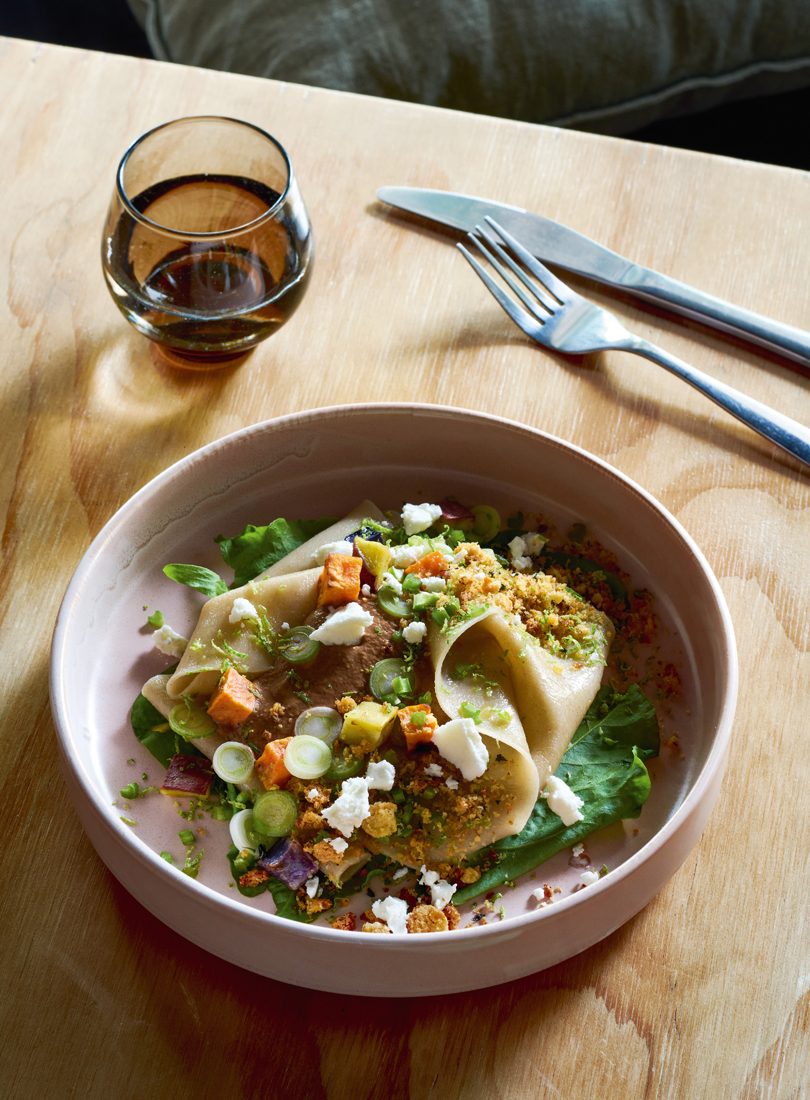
[215,517,337,588]
[130,692,180,768]
[162,563,228,597]
[454,685,659,904]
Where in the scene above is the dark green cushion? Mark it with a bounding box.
[128,0,810,133]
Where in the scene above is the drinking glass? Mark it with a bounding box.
[101,116,313,363]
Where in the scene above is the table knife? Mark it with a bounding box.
[377,185,810,367]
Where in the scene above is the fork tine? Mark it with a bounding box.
[464,228,551,321]
[484,216,573,303]
[457,241,544,335]
[473,224,559,314]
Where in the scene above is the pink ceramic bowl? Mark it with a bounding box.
[50,404,737,996]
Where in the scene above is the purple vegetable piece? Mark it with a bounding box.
[257,838,318,891]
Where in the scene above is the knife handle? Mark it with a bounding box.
[626,267,810,368]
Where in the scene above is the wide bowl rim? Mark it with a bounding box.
[50,401,738,949]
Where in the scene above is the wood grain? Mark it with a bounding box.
[0,36,808,1099]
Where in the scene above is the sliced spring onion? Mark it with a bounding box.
[168,699,216,740]
[294,706,342,744]
[471,504,501,541]
[212,741,255,785]
[252,789,298,838]
[278,625,321,665]
[376,586,411,618]
[229,807,260,850]
[369,658,410,701]
[284,734,333,780]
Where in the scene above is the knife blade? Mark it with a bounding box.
[377,185,810,368]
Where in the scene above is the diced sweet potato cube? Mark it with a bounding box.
[207,667,256,725]
[404,551,448,578]
[255,737,292,789]
[317,553,363,607]
[160,753,214,798]
[397,704,438,750]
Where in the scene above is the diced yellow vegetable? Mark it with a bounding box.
[340,700,397,749]
[353,537,393,583]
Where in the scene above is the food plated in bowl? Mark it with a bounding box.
[50,405,737,995]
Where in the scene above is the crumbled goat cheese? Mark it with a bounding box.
[330,837,349,855]
[309,602,373,646]
[372,895,409,934]
[543,775,584,826]
[507,536,533,571]
[228,597,258,624]
[365,759,396,791]
[390,542,426,567]
[152,625,188,658]
[445,777,459,791]
[572,843,585,858]
[402,620,427,644]
[423,762,444,777]
[392,866,409,881]
[305,876,320,898]
[306,788,320,801]
[420,576,446,592]
[322,777,371,837]
[432,718,489,780]
[312,540,355,564]
[419,866,457,910]
[361,583,372,597]
[401,502,443,536]
[380,570,403,594]
[580,870,600,887]
[523,531,547,555]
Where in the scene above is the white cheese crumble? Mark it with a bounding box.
[524,531,548,555]
[507,535,532,572]
[379,570,403,594]
[432,718,489,780]
[390,542,426,567]
[420,576,446,592]
[309,602,373,646]
[330,837,349,855]
[152,624,188,658]
[321,777,370,837]
[580,870,600,887]
[305,876,320,898]
[371,895,409,934]
[445,777,459,791]
[312,540,355,564]
[392,866,409,881]
[401,502,442,536]
[228,597,258,624]
[365,759,396,791]
[402,620,427,644]
[419,866,457,910]
[361,583,372,597]
[543,775,584,826]
[423,762,443,778]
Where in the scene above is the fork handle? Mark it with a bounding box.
[630,338,810,468]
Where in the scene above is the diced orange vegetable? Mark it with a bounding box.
[317,553,362,607]
[206,667,256,725]
[404,551,448,578]
[397,704,438,751]
[255,737,292,789]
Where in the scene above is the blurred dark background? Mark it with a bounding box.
[3,0,808,170]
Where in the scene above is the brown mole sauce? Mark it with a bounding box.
[215,597,431,749]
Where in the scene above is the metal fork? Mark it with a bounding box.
[458,217,810,468]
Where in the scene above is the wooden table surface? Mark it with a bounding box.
[1,36,808,1099]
